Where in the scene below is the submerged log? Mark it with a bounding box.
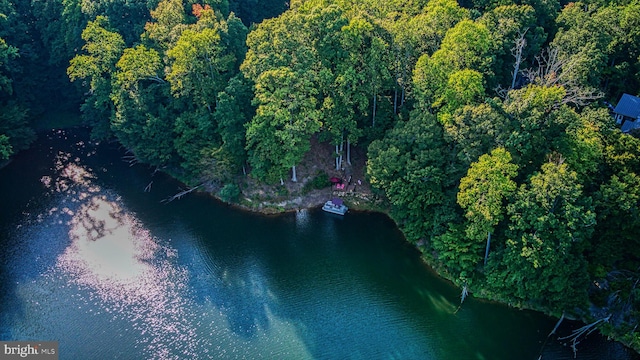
[454,284,469,314]
[537,312,566,359]
[161,184,203,203]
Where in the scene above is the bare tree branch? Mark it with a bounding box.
[511,29,528,90]
[558,315,611,358]
[522,47,603,107]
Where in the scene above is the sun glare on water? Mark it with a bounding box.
[6,136,312,359]
[30,148,199,358]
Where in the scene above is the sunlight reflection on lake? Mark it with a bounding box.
[3,131,312,359]
[55,195,198,358]
[40,148,200,358]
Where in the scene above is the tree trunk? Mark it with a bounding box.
[537,312,566,359]
[346,138,351,165]
[484,232,491,266]
[511,29,528,90]
[401,49,408,107]
[339,137,343,169]
[335,144,340,171]
[372,93,377,127]
[394,86,398,114]
[292,165,297,182]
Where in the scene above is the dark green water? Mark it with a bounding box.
[0,129,637,359]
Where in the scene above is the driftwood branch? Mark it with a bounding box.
[151,167,163,176]
[537,311,565,360]
[454,284,469,314]
[550,312,566,336]
[122,154,138,166]
[494,84,509,100]
[558,315,611,358]
[161,184,203,203]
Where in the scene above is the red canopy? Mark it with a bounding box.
[330,177,341,183]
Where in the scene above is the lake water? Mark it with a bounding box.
[0,128,637,359]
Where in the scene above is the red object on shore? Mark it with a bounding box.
[330,177,342,184]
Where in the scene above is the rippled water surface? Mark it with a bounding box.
[0,129,637,360]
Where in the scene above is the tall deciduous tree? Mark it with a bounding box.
[434,68,485,125]
[68,16,125,139]
[329,13,372,167]
[413,19,493,110]
[502,84,572,171]
[0,35,30,159]
[479,5,546,90]
[457,147,518,267]
[490,161,594,311]
[246,67,322,183]
[215,74,254,173]
[442,102,510,164]
[167,26,234,111]
[367,111,458,246]
[590,170,640,272]
[142,0,187,48]
[383,0,469,115]
[110,42,175,168]
[115,45,164,91]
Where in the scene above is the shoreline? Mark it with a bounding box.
[200,183,640,355]
[210,183,386,215]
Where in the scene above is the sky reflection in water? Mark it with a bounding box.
[6,140,310,359]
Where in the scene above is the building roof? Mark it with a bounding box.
[621,120,636,133]
[614,93,640,119]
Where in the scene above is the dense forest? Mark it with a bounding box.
[2,0,640,351]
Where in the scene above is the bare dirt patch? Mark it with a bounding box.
[237,136,376,213]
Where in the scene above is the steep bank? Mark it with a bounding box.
[227,137,385,214]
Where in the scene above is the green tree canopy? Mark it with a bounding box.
[458,147,518,238]
[68,16,125,139]
[490,161,594,311]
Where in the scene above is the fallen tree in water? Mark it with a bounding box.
[161,184,204,203]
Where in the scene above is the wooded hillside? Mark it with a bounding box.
[2,0,640,351]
